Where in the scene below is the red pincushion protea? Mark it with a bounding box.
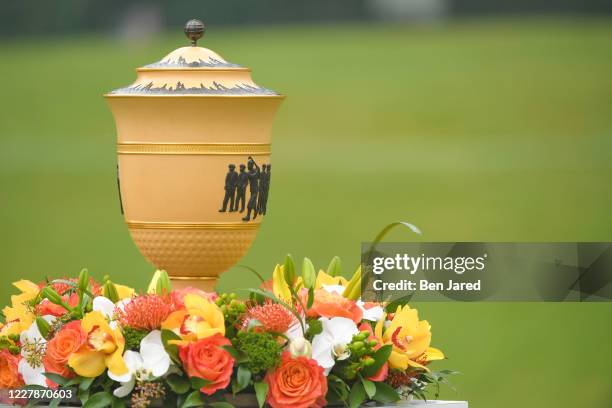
[119,294,174,330]
[242,301,295,334]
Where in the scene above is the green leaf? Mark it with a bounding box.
[83,391,113,408]
[221,345,249,363]
[361,377,376,399]
[327,375,349,404]
[306,287,314,309]
[78,268,90,292]
[361,344,392,378]
[180,390,204,408]
[301,257,316,289]
[237,264,265,283]
[233,365,251,394]
[190,376,211,390]
[327,256,342,277]
[372,382,400,403]
[209,403,234,408]
[284,254,296,285]
[42,372,69,386]
[35,317,51,339]
[103,281,119,303]
[385,293,415,314]
[48,399,60,408]
[254,381,269,408]
[79,376,95,391]
[167,374,191,394]
[349,381,366,408]
[161,329,182,362]
[111,397,127,408]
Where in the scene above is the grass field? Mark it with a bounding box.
[1,18,611,407]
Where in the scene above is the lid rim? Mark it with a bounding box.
[136,67,252,73]
[104,93,286,99]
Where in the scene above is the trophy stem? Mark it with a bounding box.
[170,276,218,293]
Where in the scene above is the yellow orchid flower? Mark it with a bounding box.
[1,280,40,336]
[374,305,444,371]
[161,294,225,346]
[68,311,128,378]
[315,270,348,289]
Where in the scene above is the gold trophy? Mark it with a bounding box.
[105,20,284,291]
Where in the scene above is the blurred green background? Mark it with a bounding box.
[1,3,612,407]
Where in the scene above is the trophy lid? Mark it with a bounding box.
[107,19,281,97]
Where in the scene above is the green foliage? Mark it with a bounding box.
[215,292,247,338]
[283,254,296,285]
[123,326,149,351]
[83,391,113,408]
[327,256,342,277]
[180,391,203,408]
[306,317,323,338]
[166,374,190,395]
[301,257,316,289]
[372,382,400,403]
[160,329,181,364]
[254,381,268,408]
[232,365,252,394]
[349,381,366,408]
[361,344,392,378]
[234,331,281,375]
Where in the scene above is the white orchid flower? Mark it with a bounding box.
[108,330,171,398]
[93,296,131,329]
[356,300,384,322]
[311,317,359,375]
[321,284,345,295]
[18,315,55,386]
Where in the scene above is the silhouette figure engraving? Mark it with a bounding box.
[233,163,248,213]
[218,158,271,222]
[257,164,271,215]
[242,157,260,222]
[219,164,238,212]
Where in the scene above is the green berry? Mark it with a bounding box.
[363,357,375,366]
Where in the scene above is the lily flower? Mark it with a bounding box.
[108,330,171,398]
[315,270,348,289]
[161,294,224,346]
[311,317,359,375]
[68,311,128,378]
[1,280,40,336]
[374,305,444,370]
[18,315,55,386]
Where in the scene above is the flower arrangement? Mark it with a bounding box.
[0,256,454,407]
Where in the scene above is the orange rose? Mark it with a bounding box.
[0,349,23,389]
[179,334,234,395]
[43,321,86,380]
[308,289,363,323]
[265,351,327,408]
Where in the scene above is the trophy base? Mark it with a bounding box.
[170,276,218,293]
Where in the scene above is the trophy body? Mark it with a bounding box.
[106,21,284,291]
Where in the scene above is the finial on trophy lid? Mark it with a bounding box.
[184,19,205,46]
